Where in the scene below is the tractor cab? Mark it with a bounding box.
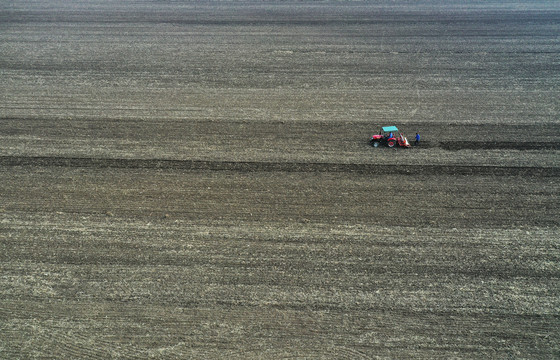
[369,126,410,148]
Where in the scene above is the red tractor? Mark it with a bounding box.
[369,126,411,148]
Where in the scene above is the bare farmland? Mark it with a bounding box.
[1,1,559,358]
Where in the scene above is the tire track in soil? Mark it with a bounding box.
[1,155,558,177]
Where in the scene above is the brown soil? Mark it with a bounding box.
[1,1,559,358]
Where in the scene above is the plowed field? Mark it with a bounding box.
[1,1,559,358]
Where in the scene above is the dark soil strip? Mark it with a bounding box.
[438,141,560,151]
[370,141,560,150]
[1,156,558,177]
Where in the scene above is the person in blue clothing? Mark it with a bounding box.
[415,132,420,145]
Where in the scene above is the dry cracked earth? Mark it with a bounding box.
[1,1,559,358]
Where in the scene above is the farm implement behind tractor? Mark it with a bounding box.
[369,126,411,148]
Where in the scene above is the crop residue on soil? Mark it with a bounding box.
[1,1,559,358]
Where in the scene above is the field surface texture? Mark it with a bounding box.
[1,0,559,358]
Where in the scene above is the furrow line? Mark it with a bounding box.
[1,156,558,177]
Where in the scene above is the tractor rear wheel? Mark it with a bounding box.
[387,140,396,147]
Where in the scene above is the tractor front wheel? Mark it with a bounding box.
[373,141,379,148]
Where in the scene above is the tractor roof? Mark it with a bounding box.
[382,126,399,132]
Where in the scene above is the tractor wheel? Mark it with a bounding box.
[373,141,379,148]
[387,140,396,148]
